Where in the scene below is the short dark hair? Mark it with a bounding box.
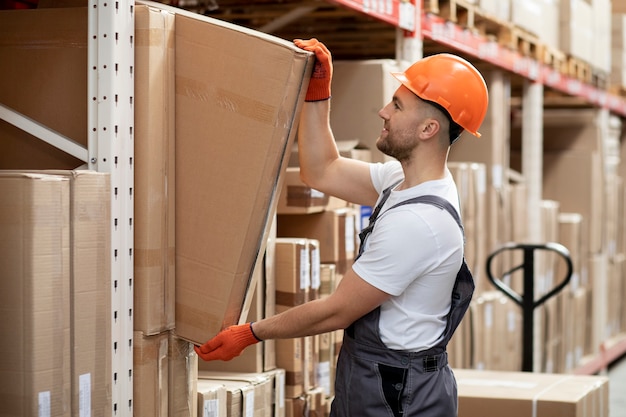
[423,99,464,144]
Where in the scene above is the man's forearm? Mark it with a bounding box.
[251,297,346,340]
[297,100,340,190]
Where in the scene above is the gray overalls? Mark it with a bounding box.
[330,186,475,417]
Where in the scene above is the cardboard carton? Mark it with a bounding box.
[135,1,314,345]
[456,369,609,417]
[0,173,72,416]
[134,4,176,336]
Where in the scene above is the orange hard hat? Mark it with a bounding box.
[391,53,488,137]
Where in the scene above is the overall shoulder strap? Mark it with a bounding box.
[366,180,403,225]
[389,195,464,235]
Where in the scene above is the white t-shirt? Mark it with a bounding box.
[352,161,464,351]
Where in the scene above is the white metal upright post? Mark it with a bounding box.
[87,1,135,415]
[521,79,544,373]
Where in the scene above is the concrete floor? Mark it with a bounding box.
[609,355,626,417]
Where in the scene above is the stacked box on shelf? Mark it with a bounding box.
[197,372,274,417]
[449,69,512,268]
[477,0,511,22]
[169,332,198,417]
[317,264,341,400]
[512,108,609,358]
[539,200,561,373]
[511,109,605,257]
[197,380,228,417]
[277,167,329,214]
[273,238,310,399]
[557,213,587,372]
[277,207,359,276]
[470,291,522,372]
[133,331,169,417]
[511,0,559,50]
[134,330,199,417]
[456,369,610,417]
[198,369,287,417]
[612,13,626,90]
[134,2,176,337]
[56,171,112,417]
[0,170,112,416]
[448,162,488,294]
[592,0,612,74]
[329,60,404,164]
[0,173,71,417]
[559,0,594,65]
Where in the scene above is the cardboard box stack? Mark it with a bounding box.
[0,7,114,416]
[0,170,112,416]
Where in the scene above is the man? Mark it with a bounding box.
[195,38,489,416]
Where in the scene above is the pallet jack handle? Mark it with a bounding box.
[486,242,573,372]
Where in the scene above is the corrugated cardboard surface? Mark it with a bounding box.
[197,379,228,417]
[133,331,169,417]
[456,369,609,417]
[168,332,198,417]
[0,173,71,416]
[134,4,177,336]
[198,371,273,417]
[60,170,111,417]
[134,0,314,345]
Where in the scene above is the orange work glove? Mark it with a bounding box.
[194,323,261,361]
[294,38,332,102]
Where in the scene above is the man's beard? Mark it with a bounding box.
[376,132,415,162]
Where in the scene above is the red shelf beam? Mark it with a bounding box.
[326,1,626,116]
[327,0,417,31]
[421,12,626,116]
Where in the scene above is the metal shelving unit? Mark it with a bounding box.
[87,0,135,414]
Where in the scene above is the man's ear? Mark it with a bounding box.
[420,118,441,139]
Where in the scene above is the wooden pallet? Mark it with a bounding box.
[498,26,542,61]
[426,0,512,39]
[566,56,592,84]
[540,45,568,74]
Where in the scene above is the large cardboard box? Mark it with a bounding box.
[134,4,177,336]
[197,379,228,417]
[277,208,358,275]
[277,167,329,214]
[198,371,274,417]
[137,1,315,345]
[0,7,87,170]
[5,170,112,416]
[60,170,112,417]
[456,369,609,417]
[0,173,71,416]
[133,331,169,417]
[168,332,198,417]
[559,0,594,63]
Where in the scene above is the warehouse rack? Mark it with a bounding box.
[2,0,626,415]
[86,0,135,414]
[1,1,134,414]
